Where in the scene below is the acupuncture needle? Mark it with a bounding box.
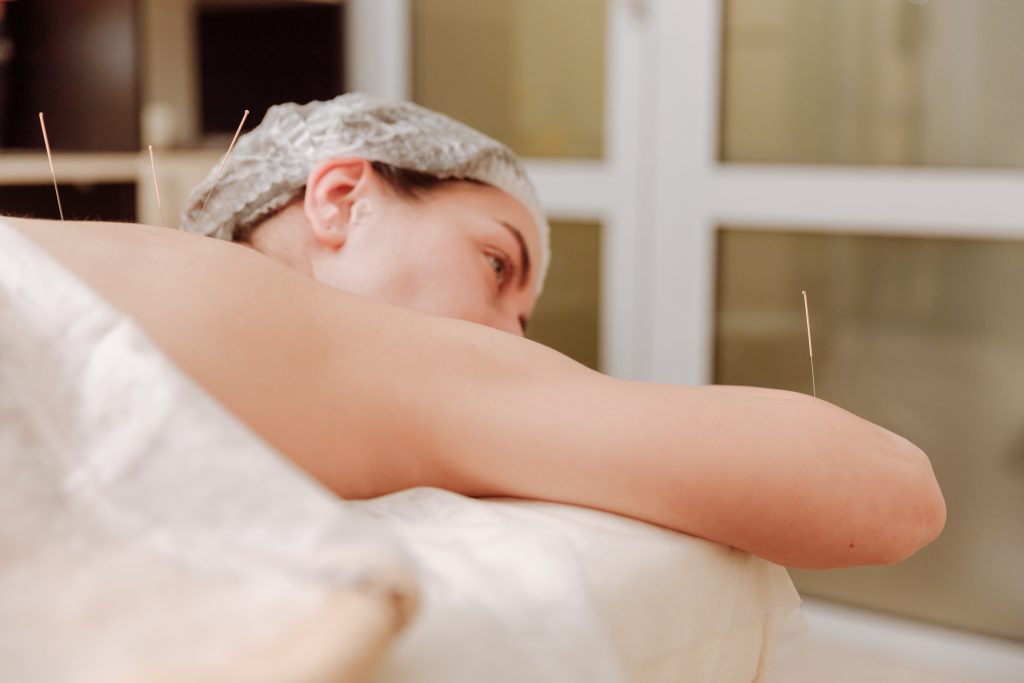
[147,145,166,227]
[196,109,250,225]
[802,290,817,398]
[38,112,64,222]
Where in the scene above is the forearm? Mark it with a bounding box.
[423,345,946,570]
[613,384,945,569]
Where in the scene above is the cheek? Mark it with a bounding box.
[401,250,494,322]
[359,209,496,323]
[414,258,487,315]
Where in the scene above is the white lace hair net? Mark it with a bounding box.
[180,93,551,295]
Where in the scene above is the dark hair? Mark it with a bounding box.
[234,161,465,243]
[370,160,461,198]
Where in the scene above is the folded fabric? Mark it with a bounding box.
[0,221,416,683]
[351,489,804,683]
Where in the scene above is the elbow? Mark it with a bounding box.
[801,437,947,571]
[880,473,946,566]
[872,442,947,566]
[799,468,945,571]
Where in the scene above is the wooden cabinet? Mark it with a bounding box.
[0,0,345,225]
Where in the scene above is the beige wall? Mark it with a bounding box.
[722,0,1024,166]
[413,0,604,158]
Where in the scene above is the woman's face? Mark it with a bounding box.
[312,179,542,337]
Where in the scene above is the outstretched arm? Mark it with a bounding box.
[392,321,945,570]
[12,217,946,570]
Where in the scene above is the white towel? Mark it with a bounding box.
[0,221,415,683]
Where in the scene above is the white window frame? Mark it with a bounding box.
[648,0,1024,385]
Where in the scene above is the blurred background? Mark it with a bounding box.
[0,0,1021,680]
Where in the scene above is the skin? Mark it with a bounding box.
[7,210,945,571]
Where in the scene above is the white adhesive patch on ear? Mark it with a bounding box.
[350,199,372,226]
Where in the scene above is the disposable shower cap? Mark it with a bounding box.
[180,93,551,294]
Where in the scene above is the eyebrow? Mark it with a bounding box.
[498,221,532,291]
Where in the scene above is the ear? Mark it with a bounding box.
[303,157,375,248]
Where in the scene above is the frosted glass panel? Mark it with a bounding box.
[721,0,1024,167]
[715,228,1024,641]
[412,0,605,158]
[526,221,601,371]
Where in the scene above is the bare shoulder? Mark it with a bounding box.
[5,217,361,473]
[6,217,352,358]
[7,217,304,305]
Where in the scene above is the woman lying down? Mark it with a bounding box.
[7,94,944,572]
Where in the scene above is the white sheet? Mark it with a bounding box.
[0,220,803,682]
[0,221,414,683]
[352,489,804,682]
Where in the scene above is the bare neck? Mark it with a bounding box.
[246,202,315,277]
